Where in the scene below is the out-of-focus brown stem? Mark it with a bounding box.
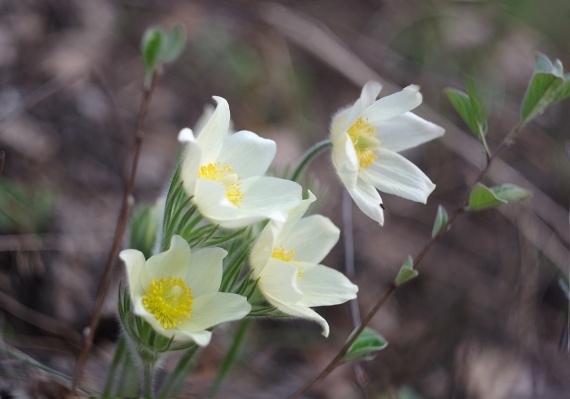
[70,72,158,392]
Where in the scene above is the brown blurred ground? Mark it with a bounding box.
[0,0,569,398]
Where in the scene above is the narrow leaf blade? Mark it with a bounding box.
[445,88,480,139]
[467,183,506,211]
[489,184,532,203]
[395,255,418,287]
[431,205,449,238]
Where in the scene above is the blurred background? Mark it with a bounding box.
[0,0,569,397]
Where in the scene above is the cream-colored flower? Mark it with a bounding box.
[178,96,302,229]
[250,192,358,337]
[331,82,445,225]
[120,235,251,347]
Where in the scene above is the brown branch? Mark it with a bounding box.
[70,71,158,392]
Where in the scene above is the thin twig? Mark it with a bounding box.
[70,71,158,392]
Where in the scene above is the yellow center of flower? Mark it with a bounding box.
[142,277,193,329]
[271,245,303,279]
[198,162,244,207]
[347,118,380,170]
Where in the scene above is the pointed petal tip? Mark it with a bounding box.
[178,127,195,142]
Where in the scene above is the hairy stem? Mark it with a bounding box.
[290,139,332,182]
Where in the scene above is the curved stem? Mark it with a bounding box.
[142,360,155,399]
[71,71,159,392]
[290,139,332,182]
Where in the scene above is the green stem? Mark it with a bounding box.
[157,345,199,398]
[209,319,252,397]
[101,336,126,398]
[290,139,332,182]
[142,360,155,399]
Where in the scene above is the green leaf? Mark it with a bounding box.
[465,77,488,137]
[467,183,506,211]
[431,205,449,238]
[344,327,388,362]
[467,183,532,211]
[520,53,567,124]
[141,27,165,74]
[160,25,186,63]
[445,88,480,139]
[394,255,418,287]
[489,184,532,203]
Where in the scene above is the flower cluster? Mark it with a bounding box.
[120,82,443,351]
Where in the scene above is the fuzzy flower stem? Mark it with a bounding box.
[290,139,332,182]
[142,359,156,399]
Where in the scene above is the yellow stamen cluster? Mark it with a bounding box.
[347,118,380,170]
[271,245,303,279]
[198,162,244,206]
[142,277,193,329]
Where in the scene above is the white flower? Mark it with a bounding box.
[331,82,445,225]
[250,191,358,337]
[178,96,302,229]
[120,235,251,347]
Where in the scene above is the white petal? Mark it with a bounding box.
[180,292,250,332]
[267,299,330,337]
[330,106,351,142]
[173,329,212,346]
[361,85,422,123]
[185,247,226,297]
[250,221,281,278]
[120,249,146,300]
[217,131,276,178]
[297,263,358,307]
[281,215,339,264]
[379,112,445,153]
[142,236,190,288]
[361,149,436,203]
[278,191,316,238]
[179,129,202,197]
[218,177,302,229]
[347,179,384,225]
[259,259,303,304]
[195,96,230,163]
[331,132,359,188]
[193,179,240,224]
[345,81,383,128]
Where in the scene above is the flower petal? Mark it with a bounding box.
[361,149,436,203]
[278,191,316,238]
[250,221,281,278]
[216,177,302,229]
[281,215,339,264]
[120,249,146,300]
[267,299,330,337]
[297,263,358,307]
[332,132,359,187]
[142,236,190,287]
[379,112,445,153]
[193,178,240,224]
[185,247,226,297]
[178,128,202,197]
[347,178,384,225]
[258,259,304,304]
[180,292,250,332]
[345,81,383,128]
[217,131,276,178]
[195,96,230,163]
[361,85,422,123]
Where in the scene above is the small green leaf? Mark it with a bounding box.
[141,27,165,73]
[431,205,449,237]
[465,77,488,137]
[520,53,566,124]
[490,184,532,203]
[395,255,418,287]
[467,183,506,211]
[344,327,388,362]
[445,88,480,140]
[160,25,186,63]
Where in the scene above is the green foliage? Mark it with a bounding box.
[141,24,186,87]
[467,183,532,211]
[431,204,449,237]
[394,255,418,287]
[129,202,161,259]
[344,327,388,362]
[520,53,570,124]
[0,180,55,234]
